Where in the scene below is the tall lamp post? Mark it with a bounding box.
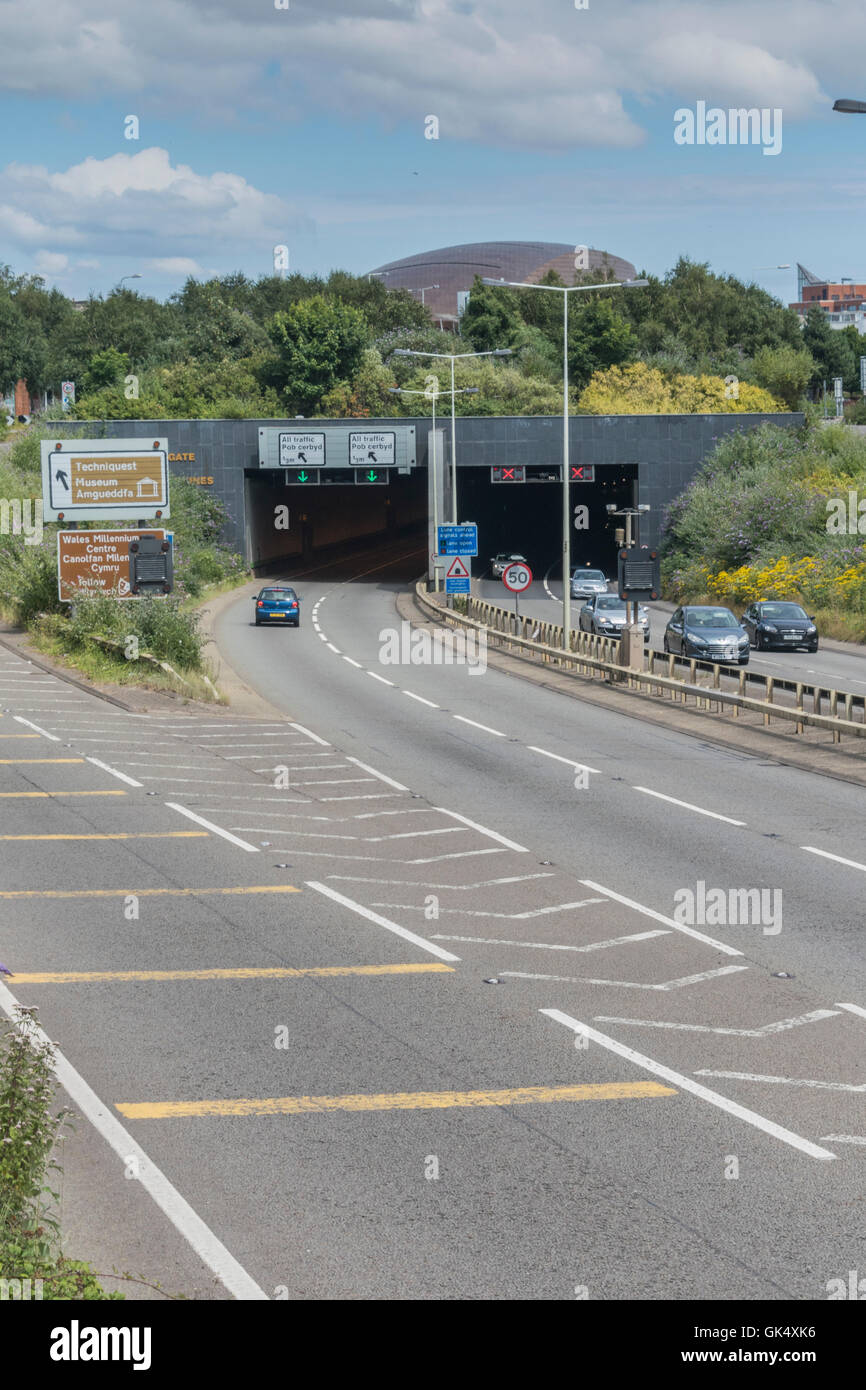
[392,347,511,521]
[116,274,143,291]
[389,384,479,591]
[482,275,647,650]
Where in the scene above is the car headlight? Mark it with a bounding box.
[688,634,707,646]
[807,625,817,634]
[738,636,749,646]
[760,623,778,633]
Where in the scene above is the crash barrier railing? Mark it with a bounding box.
[415,584,866,745]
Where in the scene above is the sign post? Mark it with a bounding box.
[502,560,532,628]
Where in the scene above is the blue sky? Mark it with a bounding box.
[2,0,865,306]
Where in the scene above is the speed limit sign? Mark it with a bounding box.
[502,561,532,592]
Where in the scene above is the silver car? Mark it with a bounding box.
[579,593,650,640]
[571,567,609,600]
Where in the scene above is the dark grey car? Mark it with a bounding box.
[741,601,818,652]
[579,593,650,641]
[664,605,749,665]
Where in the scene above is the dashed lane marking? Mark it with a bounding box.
[165,803,260,853]
[14,963,454,985]
[452,716,505,736]
[404,691,440,708]
[580,879,743,957]
[86,756,142,788]
[528,746,601,775]
[633,787,747,827]
[346,757,408,791]
[695,1071,866,1092]
[541,1010,837,1162]
[802,846,866,874]
[306,881,460,962]
[434,807,529,853]
[116,1080,676,1120]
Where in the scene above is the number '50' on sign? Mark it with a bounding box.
[502,563,532,592]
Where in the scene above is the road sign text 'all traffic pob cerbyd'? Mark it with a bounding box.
[41,438,170,523]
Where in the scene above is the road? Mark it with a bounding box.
[1,542,864,1304]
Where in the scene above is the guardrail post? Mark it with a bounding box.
[795,682,804,734]
[734,669,745,717]
[764,677,773,726]
[830,690,840,743]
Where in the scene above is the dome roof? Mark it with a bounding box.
[367,240,638,325]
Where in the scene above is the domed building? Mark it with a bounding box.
[367,241,638,329]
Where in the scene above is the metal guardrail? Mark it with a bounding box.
[415,585,866,745]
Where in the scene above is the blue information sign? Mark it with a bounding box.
[446,575,471,595]
[437,523,477,556]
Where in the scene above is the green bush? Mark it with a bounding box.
[66,592,204,669]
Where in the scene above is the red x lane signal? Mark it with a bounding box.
[491,466,526,483]
[570,465,595,482]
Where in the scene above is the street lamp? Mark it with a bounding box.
[389,383,479,591]
[833,99,866,113]
[116,274,142,291]
[392,346,512,521]
[416,284,439,306]
[482,274,648,649]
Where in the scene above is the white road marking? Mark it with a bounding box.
[306,881,459,962]
[367,671,395,686]
[343,657,363,668]
[695,1071,866,1092]
[502,965,747,990]
[404,691,440,708]
[85,756,143,788]
[802,846,866,874]
[819,1135,866,1145]
[289,723,330,746]
[317,632,328,641]
[12,716,61,741]
[594,1008,840,1036]
[433,807,529,852]
[327,643,341,654]
[633,786,747,826]
[374,898,604,919]
[346,757,408,791]
[164,803,260,852]
[325,872,555,890]
[318,793,403,802]
[580,879,743,957]
[0,981,268,1298]
[837,1002,866,1021]
[453,715,506,737]
[430,930,669,952]
[528,746,601,775]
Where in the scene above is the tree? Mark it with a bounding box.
[263,296,369,412]
[752,345,814,409]
[82,347,129,395]
[578,362,783,414]
[802,306,859,392]
[460,277,523,352]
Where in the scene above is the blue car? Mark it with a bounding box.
[253,586,301,627]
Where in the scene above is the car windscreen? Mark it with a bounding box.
[687,609,737,628]
[575,570,606,581]
[596,596,625,610]
[761,603,807,619]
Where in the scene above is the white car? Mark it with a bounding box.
[490,552,528,578]
[571,567,609,599]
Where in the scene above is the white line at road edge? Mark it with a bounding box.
[306,881,460,962]
[86,756,143,789]
[528,746,602,775]
[0,980,268,1299]
[434,807,529,853]
[580,879,743,957]
[165,803,260,852]
[633,786,747,827]
[837,1002,866,1021]
[289,722,330,746]
[802,846,866,874]
[13,716,61,742]
[541,1009,837,1162]
[346,757,408,791]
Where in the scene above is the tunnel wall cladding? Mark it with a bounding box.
[47,413,804,553]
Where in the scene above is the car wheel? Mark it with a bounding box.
[739,656,749,666]
[292,620,299,627]
[663,636,670,653]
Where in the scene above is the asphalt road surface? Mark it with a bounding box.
[2,545,865,1302]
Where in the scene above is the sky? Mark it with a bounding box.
[1,0,865,306]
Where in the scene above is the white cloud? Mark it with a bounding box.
[0,0,844,152]
[32,251,70,274]
[148,256,203,274]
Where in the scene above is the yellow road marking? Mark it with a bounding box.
[16,963,453,984]
[118,1082,675,1119]
[0,885,301,899]
[0,734,41,739]
[0,758,84,764]
[0,831,208,841]
[0,790,127,798]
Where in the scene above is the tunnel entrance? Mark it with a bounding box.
[245,469,428,576]
[454,464,638,577]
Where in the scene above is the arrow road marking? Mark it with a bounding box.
[592,1008,840,1035]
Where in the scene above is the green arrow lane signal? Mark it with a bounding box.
[366,470,378,482]
[297,470,309,482]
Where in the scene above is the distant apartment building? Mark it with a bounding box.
[790,263,866,333]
